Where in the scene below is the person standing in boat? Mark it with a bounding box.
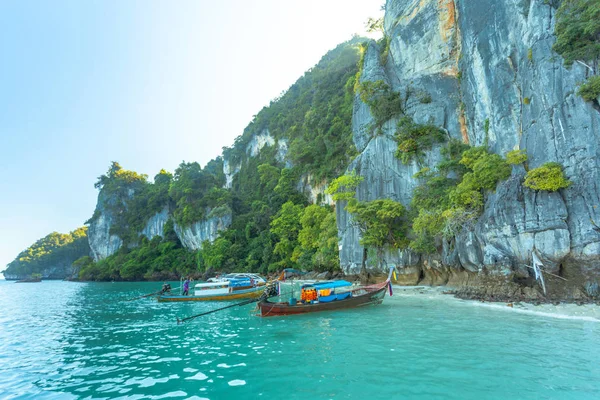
[182,277,190,296]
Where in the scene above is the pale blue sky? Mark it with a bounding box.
[0,0,383,272]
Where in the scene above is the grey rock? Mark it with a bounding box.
[584,281,599,298]
[276,139,291,166]
[352,41,388,152]
[338,0,600,285]
[88,211,123,261]
[297,174,334,206]
[223,157,241,189]
[456,231,483,272]
[174,212,232,251]
[246,128,275,157]
[88,191,125,261]
[140,206,170,240]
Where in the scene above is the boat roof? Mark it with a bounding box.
[302,280,353,290]
[195,282,230,288]
[196,276,256,288]
[222,273,264,280]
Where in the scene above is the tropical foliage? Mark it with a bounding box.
[506,149,528,165]
[553,0,600,68]
[68,39,367,280]
[394,117,447,165]
[577,75,600,102]
[553,0,600,103]
[357,80,404,134]
[326,173,408,261]
[3,227,90,277]
[408,141,511,253]
[524,162,572,191]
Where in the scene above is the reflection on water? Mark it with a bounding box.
[0,280,599,399]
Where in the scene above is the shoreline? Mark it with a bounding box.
[390,285,600,323]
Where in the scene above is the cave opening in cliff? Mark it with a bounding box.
[558,263,565,278]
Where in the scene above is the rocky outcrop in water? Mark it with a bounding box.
[338,0,600,299]
[3,258,78,280]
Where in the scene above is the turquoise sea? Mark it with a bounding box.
[0,280,599,400]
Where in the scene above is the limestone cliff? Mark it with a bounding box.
[174,212,233,251]
[140,206,170,240]
[88,195,232,260]
[88,191,125,261]
[338,0,600,298]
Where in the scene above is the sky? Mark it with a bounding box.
[0,0,383,274]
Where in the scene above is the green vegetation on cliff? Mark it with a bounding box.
[76,39,364,280]
[226,38,363,183]
[3,227,90,278]
[506,149,528,165]
[326,174,408,266]
[577,75,600,102]
[169,159,227,226]
[553,0,600,68]
[553,0,600,104]
[524,162,572,191]
[357,80,404,134]
[409,142,512,253]
[394,117,447,165]
[79,219,196,281]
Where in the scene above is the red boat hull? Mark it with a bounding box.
[258,283,388,317]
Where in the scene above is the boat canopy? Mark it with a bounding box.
[195,282,229,288]
[228,278,254,288]
[302,280,352,290]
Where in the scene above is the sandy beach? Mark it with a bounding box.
[390,285,600,323]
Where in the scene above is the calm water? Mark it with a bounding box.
[0,280,599,400]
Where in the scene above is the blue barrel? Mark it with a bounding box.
[288,297,297,306]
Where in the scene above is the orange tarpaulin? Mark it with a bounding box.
[301,288,317,302]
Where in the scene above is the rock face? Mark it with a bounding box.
[88,211,123,262]
[174,213,233,251]
[223,158,241,189]
[88,192,124,262]
[297,174,335,206]
[140,206,169,240]
[276,139,291,167]
[338,0,600,296]
[246,129,275,157]
[88,195,232,258]
[3,259,78,280]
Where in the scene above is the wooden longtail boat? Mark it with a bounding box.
[175,269,396,323]
[258,279,391,317]
[158,276,266,302]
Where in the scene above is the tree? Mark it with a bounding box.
[257,164,281,192]
[270,201,303,269]
[293,205,340,271]
[365,17,384,33]
[200,238,232,271]
[346,199,408,272]
[313,211,341,272]
[553,0,600,70]
[524,162,572,191]
[325,172,363,202]
[553,0,600,105]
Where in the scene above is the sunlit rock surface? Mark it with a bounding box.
[338,0,600,298]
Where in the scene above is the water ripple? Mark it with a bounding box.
[0,281,599,399]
